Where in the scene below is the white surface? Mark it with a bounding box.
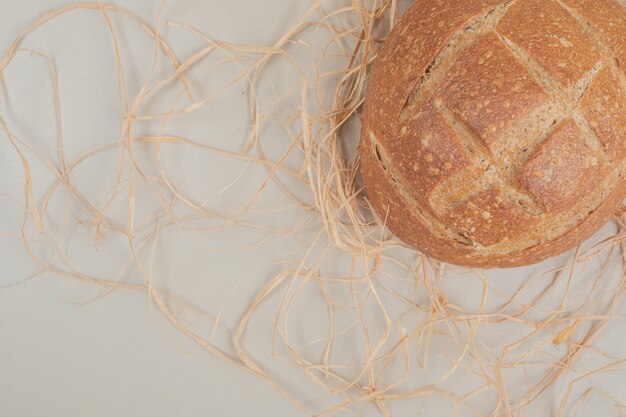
[1,1,626,417]
[0,1,310,416]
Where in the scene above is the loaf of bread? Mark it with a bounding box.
[360,0,626,268]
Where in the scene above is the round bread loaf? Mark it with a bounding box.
[360,0,626,268]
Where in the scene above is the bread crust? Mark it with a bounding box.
[361,0,626,267]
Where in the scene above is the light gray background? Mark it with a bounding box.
[0,1,309,416]
[1,1,625,417]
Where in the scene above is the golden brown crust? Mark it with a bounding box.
[562,0,626,69]
[360,0,626,268]
[444,189,539,247]
[439,32,549,149]
[363,129,626,268]
[388,100,471,206]
[497,0,602,86]
[365,0,511,139]
[519,119,601,212]
[483,180,626,268]
[360,131,474,260]
[579,65,626,161]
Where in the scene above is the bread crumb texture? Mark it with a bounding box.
[360,0,626,267]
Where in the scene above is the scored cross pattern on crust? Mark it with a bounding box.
[370,0,626,248]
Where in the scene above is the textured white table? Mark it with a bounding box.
[2,1,625,417]
[0,1,309,416]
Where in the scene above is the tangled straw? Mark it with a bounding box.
[1,1,626,416]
